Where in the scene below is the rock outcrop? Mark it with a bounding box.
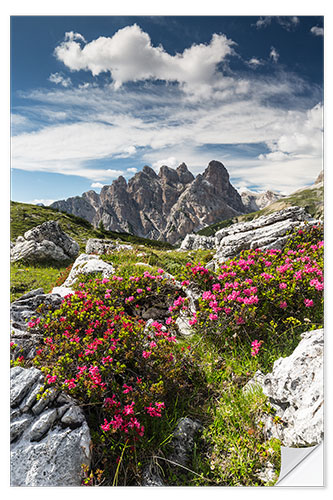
[59,253,115,288]
[180,206,317,263]
[10,288,62,361]
[10,367,91,486]
[213,206,312,262]
[11,220,79,263]
[51,161,246,244]
[261,328,324,447]
[86,238,133,255]
[243,329,324,448]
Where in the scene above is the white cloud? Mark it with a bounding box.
[277,17,299,31]
[64,31,86,43]
[255,16,299,31]
[258,151,290,162]
[126,167,137,173]
[48,72,72,88]
[246,57,263,68]
[152,156,178,171]
[310,26,324,37]
[91,182,104,188]
[269,47,279,63]
[27,199,56,206]
[255,17,272,29]
[54,24,235,90]
[11,113,29,126]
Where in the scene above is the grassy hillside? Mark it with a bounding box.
[11,223,324,486]
[10,201,173,251]
[10,201,172,301]
[197,185,323,237]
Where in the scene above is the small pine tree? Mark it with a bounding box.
[98,220,105,233]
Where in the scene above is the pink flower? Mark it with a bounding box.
[251,339,263,357]
[142,351,151,359]
[181,280,190,286]
[157,268,164,274]
[102,278,110,284]
[304,299,314,307]
[46,374,57,384]
[136,288,143,294]
[149,341,157,348]
[123,402,135,416]
[64,378,76,389]
[122,384,133,394]
[165,317,173,325]
[236,317,245,325]
[209,313,218,321]
[279,283,287,290]
[279,301,287,309]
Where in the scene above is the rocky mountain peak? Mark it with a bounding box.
[142,165,158,178]
[51,160,247,244]
[203,160,230,185]
[159,165,179,184]
[177,163,194,184]
[112,175,127,187]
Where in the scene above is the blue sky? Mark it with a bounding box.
[10,15,324,204]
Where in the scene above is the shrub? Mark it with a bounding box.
[171,225,324,354]
[30,271,203,484]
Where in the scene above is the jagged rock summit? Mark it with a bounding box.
[51,161,246,244]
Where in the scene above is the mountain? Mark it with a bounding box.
[240,189,284,213]
[197,170,323,237]
[51,161,246,244]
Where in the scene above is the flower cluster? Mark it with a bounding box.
[177,225,323,348]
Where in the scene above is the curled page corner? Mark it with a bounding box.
[275,441,323,486]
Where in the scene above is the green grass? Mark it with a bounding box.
[10,261,70,301]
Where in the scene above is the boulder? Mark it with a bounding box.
[10,367,91,486]
[260,328,324,447]
[11,220,79,263]
[180,233,216,251]
[213,206,315,263]
[86,238,133,254]
[61,253,115,287]
[10,288,62,361]
[168,417,202,467]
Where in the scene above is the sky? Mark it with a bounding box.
[10,15,324,205]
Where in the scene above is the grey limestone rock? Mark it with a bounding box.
[86,238,133,254]
[213,206,317,263]
[61,253,115,287]
[260,329,324,447]
[10,288,62,361]
[10,367,91,486]
[168,417,202,467]
[11,220,79,263]
[180,233,217,251]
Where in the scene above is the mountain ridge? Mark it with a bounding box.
[51,161,248,244]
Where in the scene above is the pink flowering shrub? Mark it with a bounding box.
[30,274,202,484]
[174,225,323,352]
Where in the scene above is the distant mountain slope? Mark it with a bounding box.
[197,173,323,237]
[240,189,284,213]
[10,202,173,251]
[51,161,246,244]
